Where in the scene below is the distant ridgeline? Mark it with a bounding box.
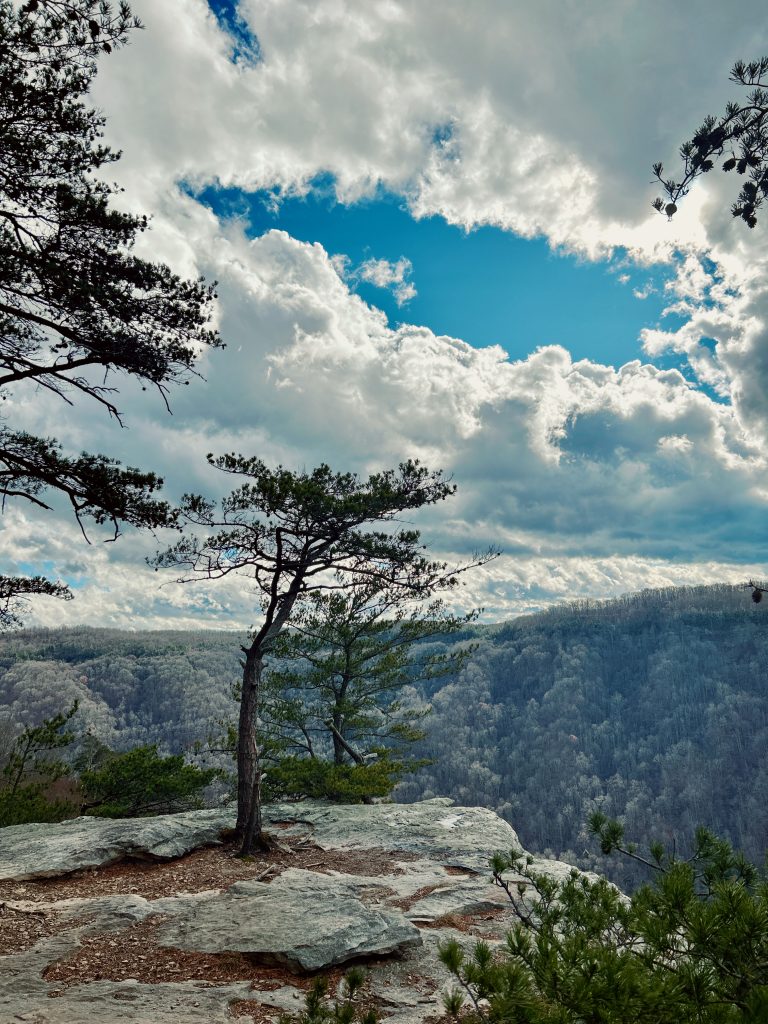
[0,583,765,890]
[399,583,768,890]
[0,628,243,756]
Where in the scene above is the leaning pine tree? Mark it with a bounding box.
[153,455,495,854]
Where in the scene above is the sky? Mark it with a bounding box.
[6,0,768,629]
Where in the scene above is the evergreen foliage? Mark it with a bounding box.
[264,752,412,804]
[278,969,378,1024]
[0,0,221,621]
[79,744,218,817]
[0,701,78,825]
[653,57,768,226]
[0,576,72,631]
[153,456,494,853]
[263,575,474,800]
[440,822,768,1023]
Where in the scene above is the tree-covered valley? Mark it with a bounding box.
[2,582,765,890]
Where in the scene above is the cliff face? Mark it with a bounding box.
[0,800,584,1023]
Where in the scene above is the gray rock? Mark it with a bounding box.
[0,799,525,882]
[2,960,260,1024]
[406,878,508,922]
[158,867,422,971]
[0,809,234,881]
[263,798,522,872]
[0,913,279,1024]
[57,893,156,931]
[0,800,607,1024]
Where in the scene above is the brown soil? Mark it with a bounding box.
[4,835,493,1019]
[0,901,71,956]
[387,884,441,911]
[0,841,417,905]
[423,1012,479,1024]
[44,913,326,989]
[229,999,285,1022]
[230,981,382,1023]
[44,914,390,1024]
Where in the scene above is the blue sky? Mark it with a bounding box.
[4,0,767,630]
[192,179,679,368]
[206,0,260,65]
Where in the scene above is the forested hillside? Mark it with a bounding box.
[0,629,242,755]
[400,583,768,888]
[1,584,765,889]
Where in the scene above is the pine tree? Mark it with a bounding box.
[153,456,496,853]
[79,744,218,817]
[653,57,768,226]
[264,575,477,801]
[0,0,222,622]
[439,815,768,1022]
[0,702,78,825]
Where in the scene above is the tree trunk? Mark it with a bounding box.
[236,651,261,844]
[326,721,374,804]
[326,720,365,765]
[241,751,265,854]
[236,570,304,853]
[331,709,345,765]
[331,678,348,766]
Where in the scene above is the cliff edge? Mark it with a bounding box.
[0,799,582,1023]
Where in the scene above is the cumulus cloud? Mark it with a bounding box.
[4,0,768,629]
[90,0,767,248]
[88,1,768,427]
[640,244,768,444]
[7,224,767,628]
[356,257,416,306]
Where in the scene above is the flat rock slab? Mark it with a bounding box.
[0,809,234,881]
[158,867,421,971]
[406,879,509,922]
[1,949,260,1024]
[264,799,522,872]
[0,799,522,883]
[0,801,611,1023]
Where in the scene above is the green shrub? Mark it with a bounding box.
[80,744,218,818]
[0,703,78,827]
[0,782,75,827]
[439,818,768,1022]
[264,754,407,803]
[279,969,378,1023]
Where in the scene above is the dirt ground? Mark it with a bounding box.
[0,838,418,903]
[1,836,501,1022]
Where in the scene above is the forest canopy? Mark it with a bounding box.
[1,583,765,890]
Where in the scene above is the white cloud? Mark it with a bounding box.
[86,0,763,254]
[356,257,416,306]
[633,283,655,300]
[5,0,768,628]
[6,225,767,628]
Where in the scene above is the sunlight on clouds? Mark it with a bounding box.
[9,224,765,631]
[356,257,416,306]
[5,0,767,627]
